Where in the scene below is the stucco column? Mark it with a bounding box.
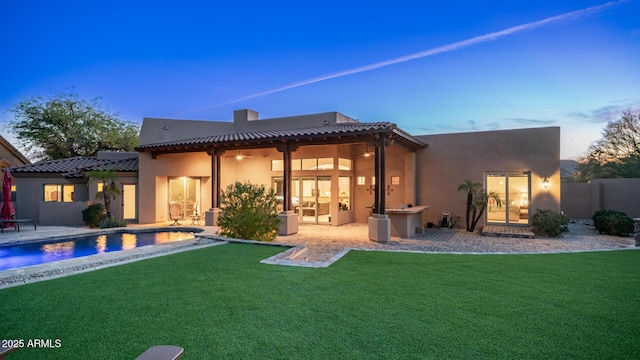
[374,134,387,214]
[369,134,390,243]
[206,148,223,226]
[277,143,298,235]
[211,152,221,208]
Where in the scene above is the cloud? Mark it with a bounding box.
[409,120,479,133]
[176,0,631,115]
[485,122,502,130]
[466,120,477,130]
[507,118,557,125]
[568,99,640,123]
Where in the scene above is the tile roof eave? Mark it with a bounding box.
[136,122,426,153]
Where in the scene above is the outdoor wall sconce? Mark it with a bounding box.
[364,144,371,157]
[542,177,550,189]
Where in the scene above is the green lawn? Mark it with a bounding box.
[1,243,639,359]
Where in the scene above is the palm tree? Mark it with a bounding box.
[457,180,482,231]
[458,180,502,232]
[469,190,502,232]
[86,169,120,218]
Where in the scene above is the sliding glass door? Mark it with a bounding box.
[486,172,530,225]
[169,177,201,219]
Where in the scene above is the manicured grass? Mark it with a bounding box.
[1,244,639,359]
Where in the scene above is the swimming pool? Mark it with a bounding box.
[0,230,198,271]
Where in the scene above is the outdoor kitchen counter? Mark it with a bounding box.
[385,205,430,238]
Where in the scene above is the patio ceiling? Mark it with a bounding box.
[135,122,427,158]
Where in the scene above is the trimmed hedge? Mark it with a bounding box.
[592,210,634,236]
[99,217,127,229]
[532,209,569,237]
[82,203,105,228]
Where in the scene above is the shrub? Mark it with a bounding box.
[99,217,127,229]
[82,203,105,228]
[532,209,569,237]
[218,181,281,242]
[592,210,634,236]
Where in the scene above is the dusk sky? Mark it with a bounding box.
[1,0,639,160]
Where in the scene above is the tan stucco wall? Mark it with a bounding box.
[87,173,139,221]
[137,112,560,228]
[138,151,212,223]
[415,127,561,229]
[139,111,355,146]
[562,178,640,219]
[13,173,138,225]
[560,182,592,219]
[352,145,417,223]
[12,175,90,224]
[219,145,359,226]
[39,201,89,226]
[0,136,29,167]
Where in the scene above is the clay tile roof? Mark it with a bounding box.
[64,157,139,178]
[10,157,105,174]
[136,122,426,152]
[10,156,138,178]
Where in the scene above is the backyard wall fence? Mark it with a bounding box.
[561,178,640,219]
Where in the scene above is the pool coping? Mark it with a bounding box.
[0,226,206,247]
[0,235,225,289]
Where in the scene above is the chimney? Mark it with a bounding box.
[233,109,259,133]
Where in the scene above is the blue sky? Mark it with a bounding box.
[1,0,639,160]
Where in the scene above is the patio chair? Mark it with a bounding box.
[169,203,182,226]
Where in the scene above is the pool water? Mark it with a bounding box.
[0,231,196,271]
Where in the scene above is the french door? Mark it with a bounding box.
[274,176,332,224]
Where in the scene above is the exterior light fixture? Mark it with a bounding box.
[235,152,243,160]
[542,177,550,189]
[364,144,371,157]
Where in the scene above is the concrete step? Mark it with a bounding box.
[481,225,535,239]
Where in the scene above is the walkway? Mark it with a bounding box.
[0,220,635,287]
[275,221,636,263]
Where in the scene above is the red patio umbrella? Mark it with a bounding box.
[1,169,15,228]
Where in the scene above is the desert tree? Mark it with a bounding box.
[577,110,640,181]
[7,90,139,161]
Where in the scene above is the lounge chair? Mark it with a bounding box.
[169,203,182,226]
[0,219,37,233]
[136,345,184,360]
[1,345,19,359]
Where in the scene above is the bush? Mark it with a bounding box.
[532,209,570,237]
[592,210,634,236]
[82,203,105,228]
[99,217,127,229]
[218,181,281,242]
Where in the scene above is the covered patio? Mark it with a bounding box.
[136,111,428,242]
